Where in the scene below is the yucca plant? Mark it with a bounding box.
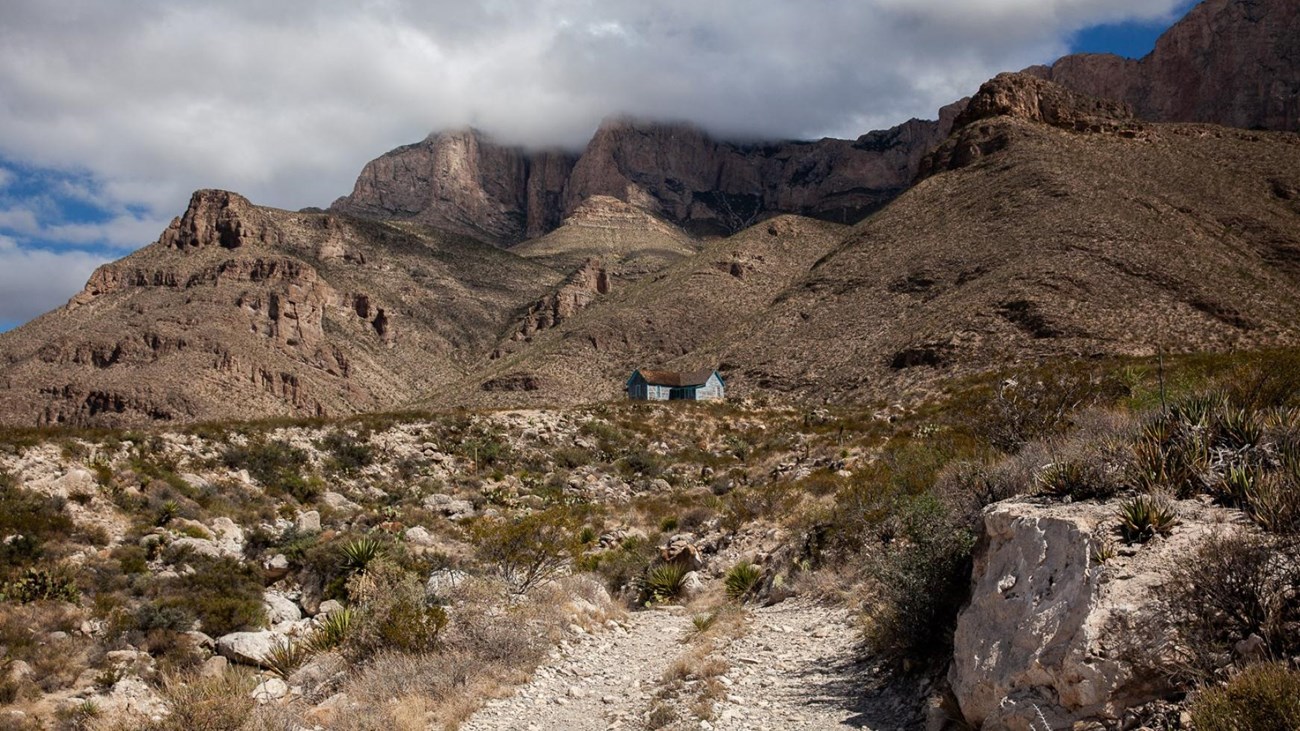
[644,563,689,604]
[155,499,181,526]
[263,638,309,680]
[1215,406,1264,451]
[305,607,353,653]
[1217,465,1256,508]
[339,537,384,574]
[724,561,763,601]
[1117,494,1180,544]
[1242,472,1300,534]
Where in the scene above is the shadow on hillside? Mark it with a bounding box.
[787,644,929,730]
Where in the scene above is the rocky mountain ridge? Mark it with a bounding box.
[330,102,968,243]
[1027,0,1300,132]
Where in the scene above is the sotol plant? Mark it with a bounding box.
[724,562,763,601]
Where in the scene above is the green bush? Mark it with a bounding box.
[344,560,446,659]
[470,508,579,594]
[862,495,975,664]
[318,430,374,476]
[340,536,385,575]
[1,566,80,604]
[221,439,318,502]
[1159,533,1300,680]
[644,563,689,604]
[1190,663,1300,731]
[157,556,265,636]
[0,481,73,580]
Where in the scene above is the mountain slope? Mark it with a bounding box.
[1028,0,1300,132]
[703,74,1300,402]
[449,214,849,406]
[0,191,563,427]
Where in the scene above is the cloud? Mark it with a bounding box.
[0,239,110,323]
[0,0,1187,214]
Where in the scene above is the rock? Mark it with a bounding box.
[100,675,168,719]
[949,499,1233,729]
[169,536,223,558]
[320,491,360,512]
[404,525,434,546]
[305,692,351,726]
[263,553,291,581]
[423,493,475,519]
[199,655,228,678]
[216,631,283,667]
[295,510,321,534]
[681,571,705,598]
[210,517,244,555]
[252,677,289,703]
[1234,633,1268,664]
[317,599,345,616]
[264,591,302,627]
[288,651,346,693]
[427,569,469,600]
[1025,0,1300,133]
[186,630,216,650]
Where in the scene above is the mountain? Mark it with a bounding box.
[2,0,1298,426]
[330,103,967,243]
[0,191,563,426]
[706,73,1300,402]
[1027,0,1300,131]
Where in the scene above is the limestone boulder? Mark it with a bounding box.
[216,630,283,668]
[949,498,1247,729]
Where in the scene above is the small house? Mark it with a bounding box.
[626,369,725,401]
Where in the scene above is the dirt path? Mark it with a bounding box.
[460,599,924,731]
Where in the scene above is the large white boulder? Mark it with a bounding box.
[949,498,1243,729]
[216,630,282,667]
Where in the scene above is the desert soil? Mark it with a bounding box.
[461,599,924,731]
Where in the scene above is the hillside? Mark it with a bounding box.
[705,73,1300,402]
[0,191,564,427]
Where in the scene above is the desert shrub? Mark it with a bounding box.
[1159,533,1300,680]
[862,495,975,665]
[1,565,80,604]
[617,448,663,478]
[975,367,1126,453]
[318,429,375,476]
[139,669,256,731]
[157,555,265,636]
[221,438,318,501]
[1116,494,1180,544]
[470,508,579,593]
[643,563,689,604]
[0,482,73,580]
[724,562,763,601]
[582,535,658,595]
[1190,663,1300,731]
[344,560,447,659]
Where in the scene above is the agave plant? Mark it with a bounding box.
[339,536,384,574]
[305,606,354,653]
[1117,494,1180,544]
[724,561,763,601]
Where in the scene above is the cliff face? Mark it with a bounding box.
[330,130,577,245]
[1027,0,1300,131]
[330,102,967,243]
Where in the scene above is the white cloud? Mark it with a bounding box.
[0,243,109,323]
[0,0,1188,218]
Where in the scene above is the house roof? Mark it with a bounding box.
[635,368,718,387]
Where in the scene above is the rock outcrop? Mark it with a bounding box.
[1026,0,1300,132]
[331,105,967,243]
[331,129,576,245]
[949,499,1248,729]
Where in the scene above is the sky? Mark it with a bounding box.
[0,0,1198,332]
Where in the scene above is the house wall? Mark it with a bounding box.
[693,374,725,400]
